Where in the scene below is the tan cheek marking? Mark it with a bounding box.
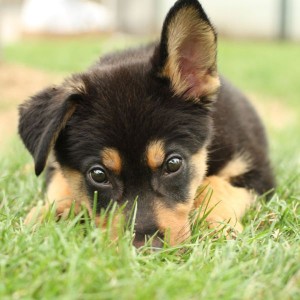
[25,166,90,225]
[154,201,193,246]
[47,168,72,203]
[64,166,125,242]
[46,168,81,216]
[61,167,92,216]
[101,148,122,175]
[63,166,124,240]
[146,140,165,170]
[217,154,251,181]
[151,148,207,246]
[194,176,255,233]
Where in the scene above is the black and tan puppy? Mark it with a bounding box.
[19,0,274,247]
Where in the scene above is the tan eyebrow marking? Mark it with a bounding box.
[101,148,122,175]
[146,140,165,170]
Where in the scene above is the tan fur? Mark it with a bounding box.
[101,147,122,175]
[24,166,91,225]
[153,147,208,245]
[155,201,192,246]
[217,154,251,181]
[146,140,165,170]
[24,163,123,241]
[47,168,72,203]
[161,6,220,98]
[194,176,255,235]
[188,147,208,199]
[62,167,92,215]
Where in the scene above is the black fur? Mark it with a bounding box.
[54,68,212,212]
[19,0,275,235]
[18,86,81,175]
[207,77,274,194]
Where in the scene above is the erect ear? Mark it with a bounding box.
[154,0,220,101]
[18,76,85,176]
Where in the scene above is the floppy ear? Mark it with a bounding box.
[18,77,85,176]
[154,0,220,101]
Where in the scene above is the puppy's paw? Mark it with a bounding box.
[194,176,254,240]
[24,199,77,226]
[206,215,243,240]
[24,204,51,225]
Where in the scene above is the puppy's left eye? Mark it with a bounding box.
[165,156,183,173]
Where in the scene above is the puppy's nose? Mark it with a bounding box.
[133,232,164,249]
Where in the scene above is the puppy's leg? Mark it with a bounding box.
[194,176,255,237]
[24,167,80,225]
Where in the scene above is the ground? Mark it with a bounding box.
[0,37,299,300]
[0,62,62,147]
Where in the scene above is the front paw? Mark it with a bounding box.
[206,215,243,239]
[24,199,77,225]
[24,204,51,225]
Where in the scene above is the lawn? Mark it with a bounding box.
[0,36,299,300]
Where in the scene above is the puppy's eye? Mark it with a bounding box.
[165,156,183,173]
[89,167,108,184]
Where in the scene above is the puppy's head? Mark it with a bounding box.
[19,0,219,247]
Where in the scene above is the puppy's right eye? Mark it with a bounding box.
[88,167,108,184]
[165,156,183,174]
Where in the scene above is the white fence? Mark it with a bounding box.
[162,0,300,40]
[110,0,300,40]
[1,0,300,42]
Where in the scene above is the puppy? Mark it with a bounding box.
[19,0,274,247]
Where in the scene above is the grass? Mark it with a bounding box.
[219,40,300,106]
[3,35,147,74]
[1,37,299,299]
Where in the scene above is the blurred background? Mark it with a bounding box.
[1,0,300,40]
[0,0,299,182]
